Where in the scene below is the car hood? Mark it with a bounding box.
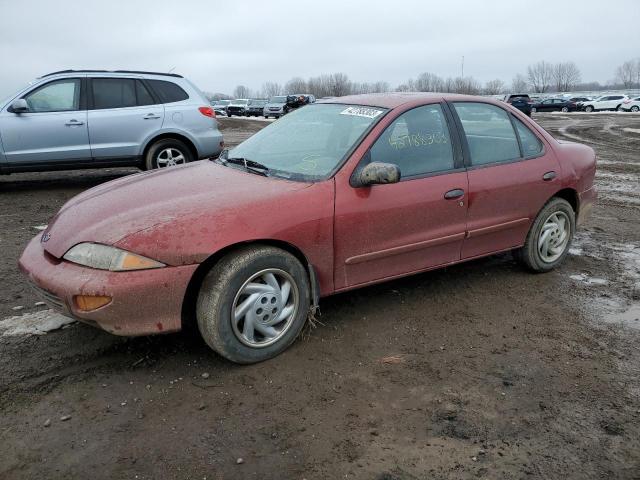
[42,161,311,263]
[265,103,286,108]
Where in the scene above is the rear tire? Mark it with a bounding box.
[144,138,193,170]
[585,105,594,112]
[515,198,575,273]
[196,245,311,364]
[561,106,569,112]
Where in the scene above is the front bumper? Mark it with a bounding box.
[18,235,198,336]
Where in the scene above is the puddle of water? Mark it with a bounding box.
[603,303,640,330]
[0,309,75,336]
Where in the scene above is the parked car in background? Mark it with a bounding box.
[212,99,230,116]
[20,93,596,363]
[263,95,289,118]
[581,94,629,112]
[246,99,268,117]
[531,98,578,113]
[619,96,640,112]
[227,99,250,116]
[503,94,533,116]
[0,70,223,173]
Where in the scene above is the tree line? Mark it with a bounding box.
[205,58,640,100]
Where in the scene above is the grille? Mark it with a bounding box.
[29,282,66,311]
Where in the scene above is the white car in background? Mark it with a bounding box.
[581,94,629,112]
[619,96,640,112]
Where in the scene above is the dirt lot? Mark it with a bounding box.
[0,114,639,480]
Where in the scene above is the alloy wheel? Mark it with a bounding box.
[156,148,186,167]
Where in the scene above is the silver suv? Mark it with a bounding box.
[0,70,224,173]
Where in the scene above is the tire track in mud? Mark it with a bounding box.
[536,114,640,208]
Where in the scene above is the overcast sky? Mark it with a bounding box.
[1,0,638,98]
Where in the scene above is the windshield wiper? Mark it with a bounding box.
[219,156,270,176]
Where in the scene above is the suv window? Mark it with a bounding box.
[136,80,155,106]
[513,118,543,157]
[24,79,81,113]
[92,78,136,109]
[453,102,520,165]
[369,104,454,178]
[147,80,189,103]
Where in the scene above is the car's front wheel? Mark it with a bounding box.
[631,106,640,112]
[145,138,193,170]
[196,245,310,363]
[561,106,569,112]
[585,105,594,112]
[515,197,575,272]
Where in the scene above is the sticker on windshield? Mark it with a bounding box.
[340,106,384,119]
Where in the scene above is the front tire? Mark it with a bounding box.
[585,105,594,113]
[515,198,575,272]
[196,245,311,364]
[631,106,639,112]
[145,138,193,170]
[561,106,569,112]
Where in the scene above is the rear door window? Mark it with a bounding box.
[92,78,136,109]
[369,104,454,178]
[453,102,520,166]
[135,80,156,106]
[147,80,189,103]
[513,118,544,158]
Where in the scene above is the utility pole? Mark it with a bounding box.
[461,56,464,78]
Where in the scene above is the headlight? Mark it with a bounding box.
[63,243,166,271]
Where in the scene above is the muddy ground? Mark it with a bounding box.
[0,114,639,480]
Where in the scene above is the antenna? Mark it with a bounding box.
[168,66,176,74]
[461,56,464,78]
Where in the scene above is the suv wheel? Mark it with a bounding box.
[585,105,594,112]
[196,245,311,364]
[631,106,640,112]
[145,138,193,170]
[561,106,569,112]
[515,198,575,272]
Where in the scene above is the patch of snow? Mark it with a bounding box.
[0,309,75,336]
[623,127,640,134]
[569,273,608,285]
[33,225,48,231]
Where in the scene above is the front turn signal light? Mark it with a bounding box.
[74,295,112,312]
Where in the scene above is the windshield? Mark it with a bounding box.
[233,99,249,105]
[215,100,230,105]
[270,96,287,103]
[227,103,387,181]
[250,100,267,106]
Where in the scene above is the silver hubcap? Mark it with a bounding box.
[157,148,186,167]
[231,269,299,348]
[538,211,570,263]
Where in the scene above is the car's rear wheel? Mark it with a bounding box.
[616,104,622,111]
[561,106,569,112]
[585,105,594,112]
[196,245,310,364]
[515,198,575,272]
[145,138,193,170]
[631,106,640,112]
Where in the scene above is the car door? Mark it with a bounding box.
[449,101,561,259]
[333,103,469,290]
[0,77,90,165]
[87,77,164,160]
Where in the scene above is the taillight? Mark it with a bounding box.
[199,106,215,118]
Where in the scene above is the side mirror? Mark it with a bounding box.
[354,162,401,187]
[10,99,29,113]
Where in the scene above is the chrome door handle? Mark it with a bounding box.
[444,188,465,199]
[543,171,556,181]
[143,114,161,120]
[65,120,84,126]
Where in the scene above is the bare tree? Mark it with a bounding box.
[285,77,308,94]
[511,74,529,93]
[552,62,582,92]
[527,61,554,93]
[483,79,505,95]
[233,85,250,98]
[262,82,282,98]
[327,73,352,96]
[615,59,639,88]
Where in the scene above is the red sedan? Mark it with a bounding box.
[19,93,597,363]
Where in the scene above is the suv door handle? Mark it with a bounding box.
[444,189,465,199]
[143,114,161,120]
[543,171,557,181]
[65,120,84,126]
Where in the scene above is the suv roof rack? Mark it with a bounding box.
[40,69,183,78]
